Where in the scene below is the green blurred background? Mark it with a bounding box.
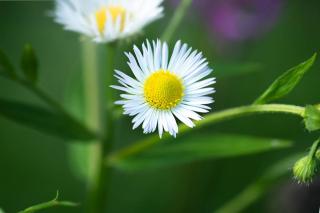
[0,0,320,212]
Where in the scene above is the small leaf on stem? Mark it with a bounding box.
[304,105,320,131]
[254,53,317,104]
[21,44,38,83]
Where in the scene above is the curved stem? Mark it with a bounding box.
[18,191,78,213]
[161,0,193,42]
[107,104,305,164]
[309,138,320,158]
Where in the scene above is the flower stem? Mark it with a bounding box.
[309,138,320,158]
[161,0,193,42]
[81,39,107,213]
[107,104,305,163]
[93,42,117,212]
[83,40,117,213]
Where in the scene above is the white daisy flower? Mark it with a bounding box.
[53,0,164,43]
[112,40,215,138]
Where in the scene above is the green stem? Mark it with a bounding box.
[161,0,193,42]
[18,191,78,213]
[81,40,106,213]
[91,43,117,213]
[107,104,305,163]
[105,43,117,149]
[309,138,320,158]
[83,39,117,213]
[19,200,77,213]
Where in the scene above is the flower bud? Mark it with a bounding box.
[293,155,319,183]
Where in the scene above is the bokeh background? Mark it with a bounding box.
[1,0,320,212]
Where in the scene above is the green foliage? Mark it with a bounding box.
[0,98,96,140]
[68,143,91,181]
[161,0,193,42]
[63,45,92,181]
[110,134,292,171]
[0,49,16,79]
[215,153,303,213]
[21,44,38,83]
[215,62,262,78]
[317,150,320,159]
[304,105,320,131]
[18,191,78,213]
[254,53,317,104]
[0,208,5,213]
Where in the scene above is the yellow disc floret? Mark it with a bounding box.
[144,70,184,110]
[95,6,126,33]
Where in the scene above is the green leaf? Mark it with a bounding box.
[0,98,96,140]
[0,49,16,79]
[21,44,38,83]
[18,191,78,213]
[304,105,320,131]
[214,153,303,213]
[254,53,317,104]
[0,208,5,213]
[110,134,292,171]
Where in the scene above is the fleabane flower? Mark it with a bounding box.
[53,0,164,43]
[112,40,215,137]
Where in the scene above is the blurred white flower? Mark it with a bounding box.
[112,40,215,137]
[54,0,164,43]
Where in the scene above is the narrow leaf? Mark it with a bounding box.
[304,105,320,131]
[110,134,292,171]
[0,98,96,141]
[254,53,316,104]
[0,49,16,79]
[18,191,78,213]
[21,44,38,83]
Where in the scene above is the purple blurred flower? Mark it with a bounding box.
[171,0,283,42]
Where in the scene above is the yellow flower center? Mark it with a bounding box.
[144,70,184,110]
[95,6,126,33]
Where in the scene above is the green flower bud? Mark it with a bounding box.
[293,155,319,183]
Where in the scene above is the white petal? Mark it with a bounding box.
[172,108,195,128]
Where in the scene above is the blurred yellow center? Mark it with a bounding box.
[144,70,184,110]
[95,6,126,33]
